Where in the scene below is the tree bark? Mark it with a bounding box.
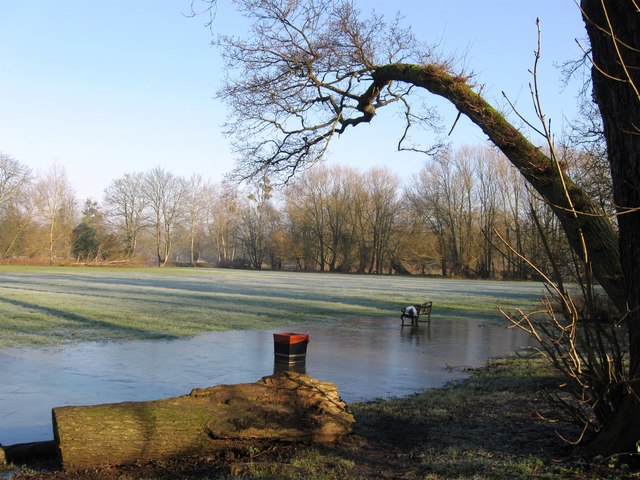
[578,0,640,457]
[362,63,625,312]
[52,372,354,471]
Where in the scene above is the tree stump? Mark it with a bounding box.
[52,372,354,471]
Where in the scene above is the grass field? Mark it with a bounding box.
[0,266,545,349]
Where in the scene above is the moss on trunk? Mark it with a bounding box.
[52,372,354,471]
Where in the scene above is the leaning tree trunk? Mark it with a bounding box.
[53,372,354,471]
[359,20,636,456]
[579,0,640,457]
[361,63,625,312]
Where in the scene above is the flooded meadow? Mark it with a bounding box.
[0,267,544,445]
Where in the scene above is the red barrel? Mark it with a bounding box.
[273,332,309,364]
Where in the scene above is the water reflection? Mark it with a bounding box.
[0,317,532,445]
[273,362,307,375]
[400,322,432,343]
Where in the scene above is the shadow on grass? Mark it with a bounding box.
[3,272,405,317]
[0,296,176,342]
[1,277,386,324]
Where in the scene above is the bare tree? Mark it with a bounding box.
[103,172,149,258]
[475,147,500,278]
[410,149,476,277]
[495,154,528,279]
[285,165,364,272]
[324,167,355,272]
[182,173,211,266]
[285,166,332,271]
[142,167,185,266]
[206,182,240,265]
[35,164,77,264]
[0,153,35,258]
[0,153,32,212]
[396,201,439,275]
[363,168,400,274]
[236,177,276,269]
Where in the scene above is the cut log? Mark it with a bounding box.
[52,372,354,471]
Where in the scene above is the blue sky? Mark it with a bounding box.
[0,1,587,200]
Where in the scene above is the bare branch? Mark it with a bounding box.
[216,0,438,184]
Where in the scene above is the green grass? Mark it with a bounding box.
[0,266,544,349]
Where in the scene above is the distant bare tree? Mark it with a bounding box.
[142,167,185,266]
[35,164,77,264]
[410,149,476,277]
[182,173,211,266]
[285,166,332,271]
[236,177,275,269]
[0,153,34,258]
[475,147,500,278]
[495,154,528,279]
[363,168,400,274]
[285,165,360,271]
[206,183,240,265]
[0,153,32,213]
[103,172,149,257]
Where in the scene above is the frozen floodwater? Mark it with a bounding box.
[0,316,533,445]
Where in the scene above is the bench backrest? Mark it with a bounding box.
[417,302,432,315]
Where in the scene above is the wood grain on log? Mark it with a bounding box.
[52,372,354,471]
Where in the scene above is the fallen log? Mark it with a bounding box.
[52,372,354,471]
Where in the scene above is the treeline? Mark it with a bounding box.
[0,145,610,278]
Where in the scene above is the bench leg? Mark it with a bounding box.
[401,315,419,327]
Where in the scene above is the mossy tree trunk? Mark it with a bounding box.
[358,63,624,312]
[52,372,354,471]
[578,0,640,457]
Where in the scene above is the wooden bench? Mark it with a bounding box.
[400,301,432,327]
